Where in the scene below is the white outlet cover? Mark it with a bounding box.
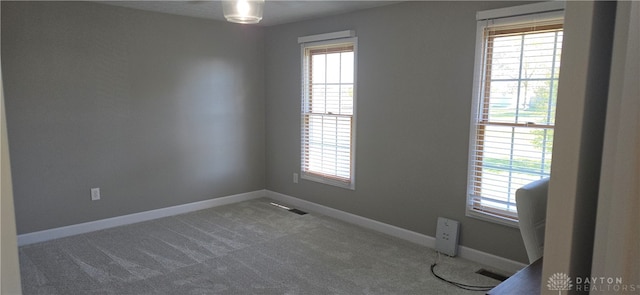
[435,217,459,256]
[91,188,100,201]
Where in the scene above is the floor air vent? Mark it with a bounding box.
[475,269,509,282]
[287,208,307,215]
[270,202,308,215]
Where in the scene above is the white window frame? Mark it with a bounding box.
[466,2,564,227]
[299,31,357,190]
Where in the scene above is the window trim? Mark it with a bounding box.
[299,35,358,190]
[466,4,564,227]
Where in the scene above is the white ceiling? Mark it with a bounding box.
[97,1,401,26]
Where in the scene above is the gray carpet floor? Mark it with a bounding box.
[19,198,503,294]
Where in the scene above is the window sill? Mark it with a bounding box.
[466,208,519,228]
[300,173,355,190]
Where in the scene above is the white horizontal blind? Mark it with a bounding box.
[468,17,563,222]
[301,40,356,188]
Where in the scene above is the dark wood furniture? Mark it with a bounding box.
[487,257,543,295]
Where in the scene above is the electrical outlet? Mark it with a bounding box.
[435,217,459,256]
[91,188,100,201]
[293,173,299,184]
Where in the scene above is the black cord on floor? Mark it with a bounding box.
[430,263,497,291]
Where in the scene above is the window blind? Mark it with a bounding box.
[468,14,563,223]
[301,39,356,188]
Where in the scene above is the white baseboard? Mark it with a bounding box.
[266,190,526,275]
[17,190,266,246]
[457,245,526,275]
[266,190,436,247]
[18,188,526,274]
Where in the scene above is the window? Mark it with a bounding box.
[467,4,564,226]
[300,32,357,189]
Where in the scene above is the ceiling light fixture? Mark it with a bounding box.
[222,0,264,24]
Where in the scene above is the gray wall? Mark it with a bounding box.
[3,0,537,263]
[1,1,265,234]
[265,1,531,263]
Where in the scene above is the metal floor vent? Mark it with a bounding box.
[270,202,307,215]
[475,269,509,282]
[288,208,308,215]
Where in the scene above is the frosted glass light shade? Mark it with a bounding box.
[222,0,264,24]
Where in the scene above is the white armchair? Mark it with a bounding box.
[516,177,550,263]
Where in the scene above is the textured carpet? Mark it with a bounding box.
[19,198,503,294]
